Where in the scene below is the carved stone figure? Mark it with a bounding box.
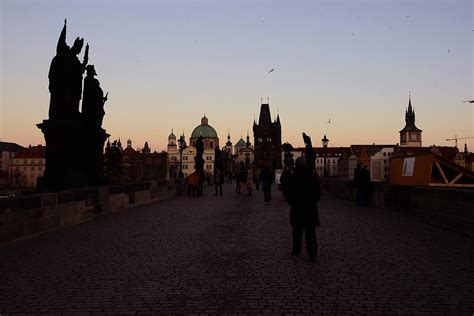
[48,19,88,120]
[303,132,316,172]
[82,65,107,127]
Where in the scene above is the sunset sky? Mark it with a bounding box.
[1,0,473,151]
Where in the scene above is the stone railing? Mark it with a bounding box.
[0,179,185,243]
[322,178,474,238]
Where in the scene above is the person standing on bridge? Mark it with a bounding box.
[259,162,275,205]
[285,157,321,262]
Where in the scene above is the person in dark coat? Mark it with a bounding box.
[354,163,363,206]
[286,157,321,262]
[214,168,224,196]
[259,163,275,205]
[361,165,371,206]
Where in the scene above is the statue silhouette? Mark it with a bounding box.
[303,133,316,172]
[48,19,88,120]
[82,65,107,127]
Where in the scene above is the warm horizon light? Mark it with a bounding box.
[1,0,472,151]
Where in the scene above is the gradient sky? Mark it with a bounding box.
[1,0,473,152]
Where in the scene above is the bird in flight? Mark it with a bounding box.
[268,68,275,74]
[326,118,331,124]
[463,100,474,103]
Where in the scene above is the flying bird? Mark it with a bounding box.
[268,68,275,74]
[463,100,474,103]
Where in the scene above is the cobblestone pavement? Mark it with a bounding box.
[1,184,473,315]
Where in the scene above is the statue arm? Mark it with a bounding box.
[82,43,89,68]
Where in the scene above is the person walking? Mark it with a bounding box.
[354,163,363,206]
[246,168,254,196]
[259,163,275,205]
[285,157,321,262]
[361,165,371,206]
[214,168,224,196]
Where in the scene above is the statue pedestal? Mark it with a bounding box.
[37,119,109,191]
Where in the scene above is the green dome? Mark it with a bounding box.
[191,116,218,138]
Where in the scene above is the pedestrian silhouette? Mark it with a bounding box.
[259,162,275,205]
[285,157,321,262]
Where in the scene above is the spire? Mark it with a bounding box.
[258,102,272,126]
[56,19,67,54]
[227,130,230,140]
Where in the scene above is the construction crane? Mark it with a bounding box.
[445,135,474,148]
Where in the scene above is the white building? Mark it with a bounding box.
[370,147,395,181]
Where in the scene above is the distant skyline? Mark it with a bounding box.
[1,0,472,151]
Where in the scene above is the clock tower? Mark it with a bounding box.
[399,95,422,147]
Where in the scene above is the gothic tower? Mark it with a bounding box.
[399,95,422,147]
[253,100,282,168]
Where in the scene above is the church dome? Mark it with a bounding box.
[191,116,218,139]
[168,129,176,139]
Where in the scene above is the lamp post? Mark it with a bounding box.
[178,135,186,179]
[321,135,329,177]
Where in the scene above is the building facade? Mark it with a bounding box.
[9,145,46,188]
[253,102,281,169]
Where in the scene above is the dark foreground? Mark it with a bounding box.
[1,184,473,314]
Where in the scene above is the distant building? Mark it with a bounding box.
[235,133,254,167]
[0,141,24,188]
[9,145,46,188]
[399,95,422,147]
[168,115,220,179]
[253,102,281,169]
[118,139,167,183]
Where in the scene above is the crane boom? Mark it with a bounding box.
[445,135,474,148]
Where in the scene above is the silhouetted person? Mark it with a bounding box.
[214,168,224,196]
[285,157,321,262]
[82,65,107,127]
[187,172,198,196]
[246,168,254,196]
[259,163,275,205]
[354,163,364,206]
[361,165,371,206]
[254,167,261,190]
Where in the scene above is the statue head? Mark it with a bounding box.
[86,65,97,76]
[71,37,84,55]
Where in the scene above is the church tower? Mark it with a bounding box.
[399,94,422,147]
[224,131,233,154]
[167,129,177,151]
[253,99,282,168]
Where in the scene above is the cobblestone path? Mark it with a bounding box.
[1,184,473,314]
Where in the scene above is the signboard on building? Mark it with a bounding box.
[402,157,415,176]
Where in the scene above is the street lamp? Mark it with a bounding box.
[321,135,329,177]
[178,135,187,179]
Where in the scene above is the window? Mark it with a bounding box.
[39,166,43,171]
[210,141,214,149]
[267,137,272,142]
[24,159,27,165]
[383,152,386,156]
[31,166,35,171]
[258,138,262,143]
[183,156,188,161]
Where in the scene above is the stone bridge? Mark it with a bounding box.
[0,184,473,314]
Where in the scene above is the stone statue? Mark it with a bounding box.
[302,132,316,172]
[48,19,88,120]
[82,65,108,127]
